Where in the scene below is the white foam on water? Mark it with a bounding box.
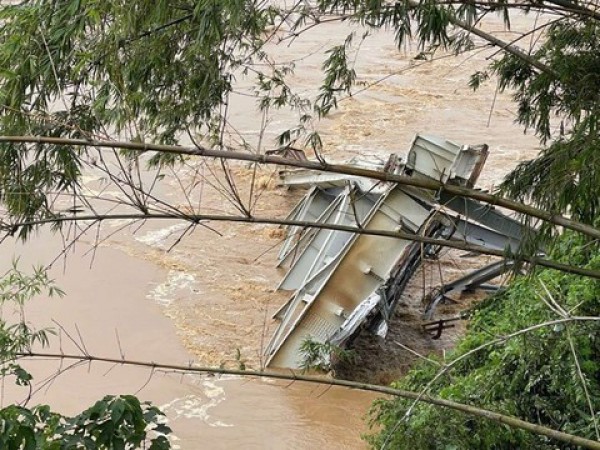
[160,381,233,428]
[146,270,197,307]
[135,224,189,249]
[105,218,136,228]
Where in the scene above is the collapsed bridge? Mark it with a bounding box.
[265,134,531,369]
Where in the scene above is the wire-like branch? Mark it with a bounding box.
[2,135,599,240]
[14,350,600,450]
[4,212,600,279]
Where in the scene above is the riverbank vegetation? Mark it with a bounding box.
[369,232,600,448]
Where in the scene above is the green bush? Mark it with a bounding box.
[368,234,600,449]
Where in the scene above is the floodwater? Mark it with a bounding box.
[0,10,542,450]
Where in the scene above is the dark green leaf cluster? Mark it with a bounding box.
[0,1,279,231]
[368,234,600,449]
[0,396,171,450]
[0,139,82,238]
[491,20,600,142]
[501,127,600,226]
[316,34,357,117]
[0,1,273,143]
[300,337,356,373]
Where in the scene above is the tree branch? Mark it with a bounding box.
[445,10,560,77]
[15,350,600,450]
[543,0,600,21]
[1,135,599,240]
[5,212,600,279]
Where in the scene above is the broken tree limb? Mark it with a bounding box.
[15,351,600,450]
[6,212,600,280]
[1,135,599,240]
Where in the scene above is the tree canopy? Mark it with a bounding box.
[0,0,598,232]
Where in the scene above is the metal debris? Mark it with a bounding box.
[422,260,517,320]
[265,134,530,369]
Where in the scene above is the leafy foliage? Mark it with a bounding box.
[0,0,598,243]
[0,1,598,446]
[368,234,600,449]
[315,34,357,118]
[492,19,600,226]
[501,128,600,230]
[0,396,171,450]
[0,263,59,385]
[0,0,278,233]
[300,337,356,373]
[0,1,273,142]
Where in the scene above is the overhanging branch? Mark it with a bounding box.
[1,135,599,240]
[6,212,600,279]
[446,11,560,77]
[15,350,600,450]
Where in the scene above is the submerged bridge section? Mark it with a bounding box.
[265,134,533,369]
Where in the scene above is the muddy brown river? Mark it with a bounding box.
[1,11,542,449]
